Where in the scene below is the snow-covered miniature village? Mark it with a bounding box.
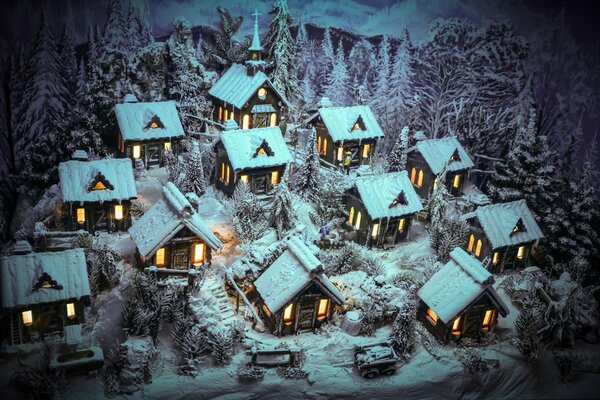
[0,0,599,398]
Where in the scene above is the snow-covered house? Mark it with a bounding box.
[462,200,544,273]
[114,95,185,168]
[214,123,292,195]
[305,105,384,168]
[208,13,290,130]
[406,136,474,198]
[417,247,509,344]
[58,151,137,233]
[253,236,345,336]
[344,171,423,247]
[0,242,90,346]
[129,182,222,275]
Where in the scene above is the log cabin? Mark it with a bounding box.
[344,171,423,247]
[0,242,90,346]
[208,12,290,130]
[406,136,474,199]
[305,104,384,168]
[128,182,223,278]
[417,247,509,344]
[58,150,137,233]
[114,95,185,168]
[214,122,292,196]
[253,236,345,336]
[461,200,544,273]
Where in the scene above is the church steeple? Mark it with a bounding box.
[246,9,265,76]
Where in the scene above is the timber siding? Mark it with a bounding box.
[406,151,467,198]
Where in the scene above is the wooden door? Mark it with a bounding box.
[253,113,269,128]
[297,301,316,331]
[146,144,161,167]
[92,209,108,231]
[172,245,190,270]
[253,175,268,194]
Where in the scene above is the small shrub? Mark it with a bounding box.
[237,364,266,383]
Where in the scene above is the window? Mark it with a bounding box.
[337,147,344,162]
[132,145,141,159]
[482,309,494,330]
[467,234,475,252]
[262,304,272,317]
[218,106,222,121]
[230,110,234,120]
[192,243,205,265]
[242,114,250,129]
[149,121,159,129]
[270,113,277,127]
[417,170,424,187]
[475,239,483,257]
[426,308,438,325]
[156,248,166,266]
[492,251,500,265]
[224,109,228,121]
[348,207,355,225]
[258,88,267,99]
[410,167,417,184]
[252,52,258,61]
[371,223,379,239]
[317,136,322,153]
[354,211,362,230]
[114,205,124,220]
[257,148,267,156]
[453,174,461,189]
[93,181,106,190]
[433,178,438,191]
[271,170,279,185]
[398,218,406,232]
[362,144,371,158]
[451,316,461,335]
[164,142,172,151]
[66,303,76,319]
[221,163,230,184]
[22,310,33,326]
[317,299,329,320]
[226,165,230,184]
[517,246,526,260]
[322,138,328,155]
[240,174,249,184]
[283,303,294,325]
[77,208,86,224]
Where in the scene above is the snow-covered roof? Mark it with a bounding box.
[128,182,222,259]
[58,158,137,204]
[354,171,423,219]
[462,200,544,249]
[254,236,345,314]
[208,64,290,109]
[0,248,90,309]
[221,126,292,171]
[418,248,509,324]
[307,106,384,142]
[114,100,185,141]
[412,137,474,174]
[251,104,276,113]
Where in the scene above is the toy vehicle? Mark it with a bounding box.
[354,342,401,378]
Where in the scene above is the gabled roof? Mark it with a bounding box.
[254,236,345,314]
[114,100,185,141]
[1,248,90,309]
[307,105,384,142]
[221,126,291,171]
[417,247,509,324]
[58,158,137,204]
[462,200,544,249]
[208,63,290,109]
[128,182,222,259]
[412,137,474,174]
[354,171,423,219]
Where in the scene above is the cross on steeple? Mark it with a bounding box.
[247,8,265,76]
[249,8,263,53]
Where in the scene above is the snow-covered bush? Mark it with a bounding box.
[207,325,235,365]
[161,284,186,323]
[515,309,542,361]
[237,364,266,383]
[322,242,384,276]
[228,182,268,244]
[82,235,122,297]
[455,347,487,381]
[121,272,162,340]
[12,343,70,400]
[176,322,209,376]
[553,350,574,383]
[389,294,417,358]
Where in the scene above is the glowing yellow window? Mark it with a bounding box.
[322,138,328,155]
[517,246,525,260]
[270,113,277,127]
[242,114,250,129]
[475,239,483,257]
[433,178,438,191]
[220,163,225,181]
[451,316,461,335]
[453,174,461,188]
[94,181,106,190]
[482,309,494,329]
[164,142,172,150]
[76,208,86,224]
[348,207,355,225]
[371,223,379,239]
[353,122,360,131]
[114,205,124,220]
[317,299,329,320]
[492,252,501,265]
[132,145,141,159]
[417,170,424,187]
[317,136,322,153]
[156,247,166,266]
[225,165,230,184]
[410,167,416,184]
[362,144,371,158]
[337,147,344,162]
[283,303,294,325]
[426,308,438,325]
[467,234,475,252]
[257,148,267,155]
[240,174,249,184]
[218,106,222,121]
[354,211,362,230]
[271,170,279,185]
[149,121,159,129]
[66,303,76,319]
[258,88,267,99]
[22,310,33,326]
[192,243,205,265]
[230,110,234,120]
[224,109,228,121]
[252,52,258,61]
[398,218,406,232]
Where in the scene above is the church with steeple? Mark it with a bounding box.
[208,9,290,130]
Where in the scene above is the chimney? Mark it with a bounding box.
[223,119,240,131]
[13,241,33,255]
[123,93,138,103]
[72,150,89,161]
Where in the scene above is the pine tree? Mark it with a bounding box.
[294,22,309,81]
[390,294,416,359]
[387,126,409,172]
[369,35,391,114]
[324,42,349,106]
[104,0,128,52]
[202,6,249,68]
[317,27,335,97]
[195,35,206,64]
[264,0,297,101]
[388,29,413,124]
[295,128,321,200]
[8,44,29,167]
[268,169,295,239]
[185,139,207,196]
[58,24,78,107]
[230,182,268,243]
[299,71,315,109]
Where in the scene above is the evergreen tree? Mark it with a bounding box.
[58,24,78,107]
[348,39,376,90]
[369,35,391,114]
[195,35,206,64]
[388,29,413,124]
[185,139,207,196]
[103,0,128,52]
[317,27,335,96]
[202,6,250,69]
[294,22,309,81]
[230,182,267,243]
[387,126,409,172]
[390,294,416,359]
[294,128,321,200]
[264,0,297,101]
[299,71,315,109]
[324,42,349,106]
[8,44,29,167]
[268,169,295,239]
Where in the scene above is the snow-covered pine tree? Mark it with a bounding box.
[314,170,345,225]
[164,148,184,189]
[8,45,29,168]
[347,39,376,93]
[294,128,321,200]
[125,5,143,53]
[294,22,309,81]
[299,70,315,110]
[268,169,295,239]
[185,139,207,196]
[324,41,350,107]
[317,26,335,97]
[387,29,413,125]
[195,35,206,64]
[103,0,128,53]
[387,126,409,172]
[389,294,416,358]
[264,0,297,101]
[202,6,250,68]
[230,182,268,243]
[369,35,391,114]
[58,24,78,107]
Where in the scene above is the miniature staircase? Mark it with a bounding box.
[203,273,237,326]
[11,315,22,345]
